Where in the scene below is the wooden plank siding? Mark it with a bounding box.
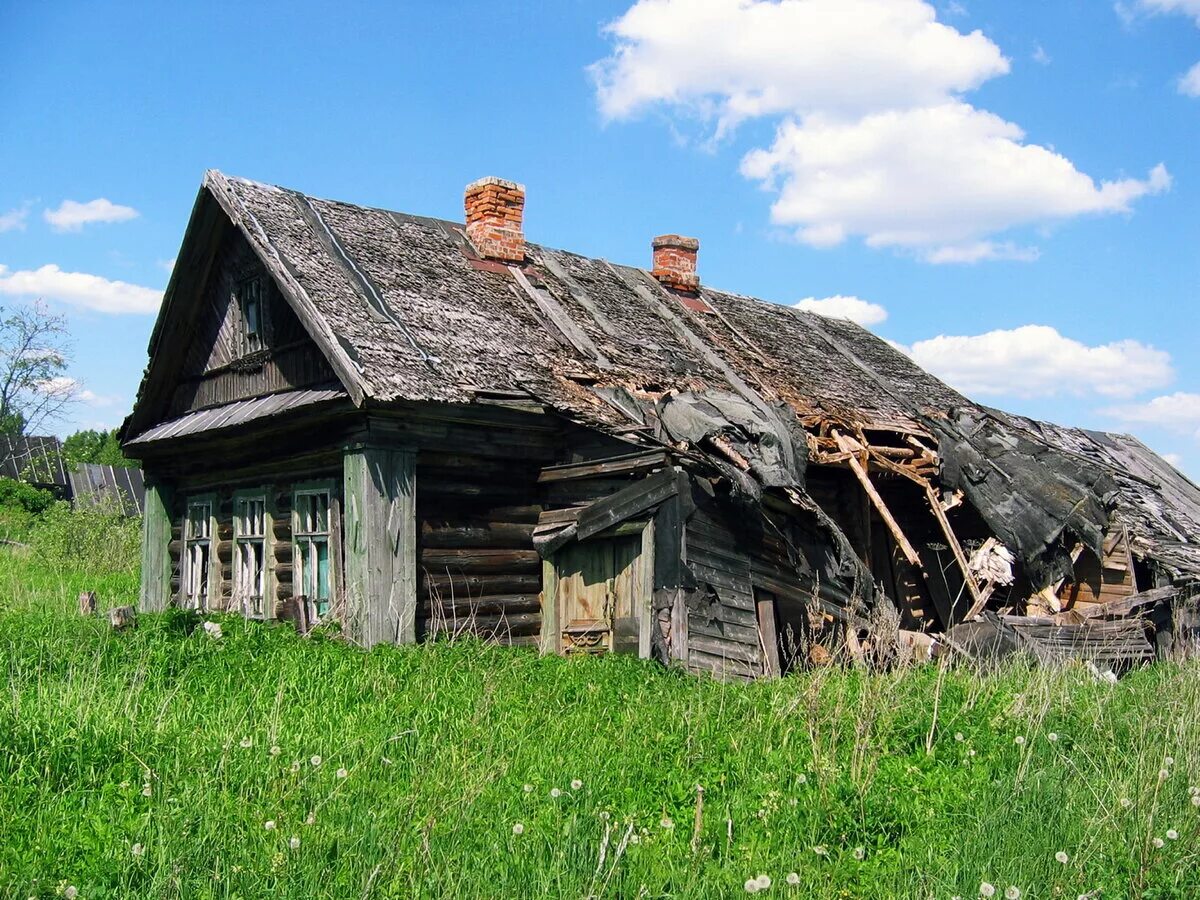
[139,481,174,612]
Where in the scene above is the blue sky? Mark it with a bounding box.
[1,0,1197,472]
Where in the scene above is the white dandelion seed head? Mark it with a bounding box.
[1005,888,1021,900]
[1167,829,1179,840]
[550,787,562,798]
[290,760,301,773]
[744,879,760,894]
[304,812,315,826]
[289,836,300,849]
[1055,851,1069,864]
[522,783,533,793]
[1120,797,1133,809]
[1152,837,1164,848]
[1165,756,1175,767]
[979,883,996,898]
[786,872,800,885]
[852,846,865,860]
[797,773,807,784]
[813,845,828,856]
[599,811,610,820]
[629,833,640,844]
[755,874,771,889]
[1159,769,1170,781]
[239,737,252,749]
[1047,733,1059,743]
[141,785,152,797]
[64,887,78,900]
[1189,785,1200,796]
[269,745,281,756]
[571,779,583,790]
[1014,736,1025,746]
[955,732,964,742]
[660,817,674,829]
[512,822,524,835]
[1192,794,1200,807]
[310,755,322,767]
[336,768,348,779]
[264,820,277,831]
[131,842,144,857]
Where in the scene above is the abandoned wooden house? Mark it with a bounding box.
[119,171,1200,678]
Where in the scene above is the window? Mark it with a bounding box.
[238,276,266,355]
[234,493,268,617]
[183,498,213,610]
[294,489,332,617]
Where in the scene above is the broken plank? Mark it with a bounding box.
[923,482,984,621]
[575,468,679,542]
[834,433,921,568]
[538,450,668,483]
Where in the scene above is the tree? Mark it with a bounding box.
[62,428,139,469]
[0,302,76,435]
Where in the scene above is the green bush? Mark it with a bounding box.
[0,476,54,515]
[27,499,141,575]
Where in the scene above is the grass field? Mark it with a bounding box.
[3,548,1200,899]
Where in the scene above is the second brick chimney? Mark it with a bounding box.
[652,234,700,292]
[465,176,526,263]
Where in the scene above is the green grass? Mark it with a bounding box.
[2,549,1200,899]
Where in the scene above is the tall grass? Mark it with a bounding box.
[2,546,1200,898]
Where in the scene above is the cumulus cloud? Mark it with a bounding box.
[594,0,1169,260]
[0,204,31,233]
[1103,392,1200,437]
[1133,0,1200,94]
[0,264,162,314]
[1180,60,1200,96]
[908,324,1173,398]
[44,198,138,232]
[795,295,888,326]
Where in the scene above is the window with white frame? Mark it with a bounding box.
[183,498,213,610]
[234,493,268,617]
[294,489,332,617]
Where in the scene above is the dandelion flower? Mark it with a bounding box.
[1165,756,1175,767]
[1167,829,1179,840]
[1159,769,1170,781]
[1005,888,1021,900]
[1152,837,1164,849]
[629,833,640,845]
[310,755,322,767]
[64,887,78,900]
[979,883,996,898]
[522,783,533,793]
[599,811,610,820]
[1120,797,1133,809]
[239,737,252,749]
[813,845,828,857]
[1055,851,1068,864]
[289,836,300,849]
[660,817,674,830]
[755,874,772,889]
[269,745,281,757]
[571,778,583,790]
[1014,736,1026,746]
[955,732,964,742]
[290,760,301,773]
[797,773,807,784]
[512,823,524,835]
[550,787,562,798]
[131,842,144,857]
[304,812,315,826]
[852,846,866,860]
[1047,733,1059,743]
[744,879,760,894]
[786,872,800,885]
[969,749,977,757]
[1192,795,1200,807]
[1189,785,1200,796]
[264,820,277,831]
[336,768,348,779]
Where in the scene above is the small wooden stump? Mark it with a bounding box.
[108,606,137,630]
[78,591,97,616]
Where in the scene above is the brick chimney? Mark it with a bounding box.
[651,234,700,292]
[464,176,526,263]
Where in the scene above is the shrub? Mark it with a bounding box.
[0,476,54,515]
[27,499,141,575]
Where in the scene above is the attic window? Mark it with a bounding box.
[238,276,267,355]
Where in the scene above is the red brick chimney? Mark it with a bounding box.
[652,234,700,292]
[464,177,525,263]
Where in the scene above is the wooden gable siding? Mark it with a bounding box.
[167,228,337,418]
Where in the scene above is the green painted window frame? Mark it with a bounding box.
[182,493,216,612]
[233,488,272,619]
[293,480,335,620]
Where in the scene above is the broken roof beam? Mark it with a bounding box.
[923,482,985,622]
[833,432,921,569]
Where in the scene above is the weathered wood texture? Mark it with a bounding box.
[140,480,174,612]
[343,446,417,647]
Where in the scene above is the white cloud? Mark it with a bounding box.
[594,0,1170,260]
[1032,44,1052,66]
[158,257,176,274]
[1180,60,1200,96]
[908,324,1173,398]
[0,204,31,233]
[44,198,138,232]
[795,295,888,326]
[1103,392,1200,437]
[0,263,162,314]
[740,104,1170,255]
[1163,452,1185,467]
[37,376,79,399]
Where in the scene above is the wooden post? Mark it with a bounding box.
[109,606,137,629]
[342,446,417,647]
[78,591,97,616]
[139,479,174,612]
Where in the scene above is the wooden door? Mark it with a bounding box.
[553,535,646,655]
